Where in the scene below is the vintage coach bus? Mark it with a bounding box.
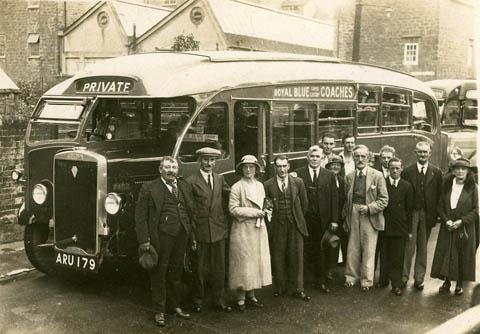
[426,79,478,171]
[13,51,445,274]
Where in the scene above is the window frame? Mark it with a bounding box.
[0,35,5,58]
[403,43,419,65]
[27,33,40,58]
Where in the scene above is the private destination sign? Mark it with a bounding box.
[273,84,356,100]
[74,76,136,94]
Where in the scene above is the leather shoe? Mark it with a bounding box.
[246,298,264,309]
[174,308,191,319]
[391,288,402,296]
[217,304,233,313]
[273,291,281,297]
[192,304,202,313]
[236,302,246,312]
[154,313,166,327]
[319,284,331,293]
[361,286,371,292]
[439,281,451,293]
[414,281,424,291]
[294,291,311,301]
[400,281,407,289]
[344,281,355,288]
[455,286,463,296]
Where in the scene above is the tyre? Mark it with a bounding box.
[24,223,56,275]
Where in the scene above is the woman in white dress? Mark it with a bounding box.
[229,155,272,311]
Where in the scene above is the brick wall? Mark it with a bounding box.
[0,124,26,243]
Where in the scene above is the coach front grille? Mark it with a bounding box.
[54,159,98,254]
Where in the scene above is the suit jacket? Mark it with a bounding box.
[335,175,346,224]
[295,166,338,232]
[186,170,230,243]
[135,177,195,253]
[264,175,309,236]
[383,178,414,237]
[401,163,442,228]
[343,166,389,231]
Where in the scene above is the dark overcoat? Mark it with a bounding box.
[186,171,230,243]
[135,177,196,253]
[401,163,443,228]
[383,178,414,237]
[264,175,309,236]
[431,173,479,281]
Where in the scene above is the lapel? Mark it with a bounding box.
[425,165,434,186]
[365,166,374,192]
[195,170,212,195]
[243,179,263,209]
[288,175,299,200]
[151,178,168,212]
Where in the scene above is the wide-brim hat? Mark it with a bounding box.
[138,246,158,270]
[450,157,471,169]
[236,155,261,171]
[320,230,340,250]
[195,147,222,158]
[325,154,344,169]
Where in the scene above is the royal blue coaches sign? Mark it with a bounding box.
[273,84,356,100]
[74,76,136,95]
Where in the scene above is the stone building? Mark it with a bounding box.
[337,0,477,81]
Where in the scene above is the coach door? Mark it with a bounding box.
[233,101,269,172]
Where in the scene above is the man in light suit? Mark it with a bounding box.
[295,145,338,293]
[401,141,442,290]
[135,156,195,327]
[343,145,388,291]
[264,155,311,301]
[186,147,232,313]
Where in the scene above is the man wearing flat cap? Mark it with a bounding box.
[186,147,232,313]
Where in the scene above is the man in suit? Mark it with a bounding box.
[343,145,388,291]
[401,141,442,290]
[379,158,414,296]
[186,147,232,313]
[135,156,195,327]
[295,145,338,292]
[264,155,311,301]
[375,144,396,286]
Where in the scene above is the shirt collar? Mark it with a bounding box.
[199,169,212,178]
[161,176,176,188]
[277,175,288,185]
[356,166,368,176]
[389,176,399,185]
[417,162,429,173]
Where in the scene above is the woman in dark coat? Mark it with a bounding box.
[431,158,479,295]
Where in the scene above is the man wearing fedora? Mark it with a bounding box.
[135,156,196,327]
[401,141,442,290]
[295,145,338,293]
[264,155,311,301]
[343,145,388,291]
[186,147,233,313]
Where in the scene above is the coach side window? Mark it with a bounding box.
[413,94,436,133]
[441,100,461,126]
[357,86,380,134]
[317,102,354,141]
[179,102,229,162]
[271,102,316,152]
[381,89,411,132]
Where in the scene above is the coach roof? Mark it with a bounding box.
[46,51,435,98]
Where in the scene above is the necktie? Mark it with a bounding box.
[208,174,212,190]
[169,180,178,198]
[281,179,286,193]
[358,171,363,178]
[420,166,425,175]
[313,169,318,184]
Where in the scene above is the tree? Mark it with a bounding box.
[171,33,200,52]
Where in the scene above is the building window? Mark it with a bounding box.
[0,35,5,57]
[163,0,176,6]
[27,33,40,57]
[403,43,418,65]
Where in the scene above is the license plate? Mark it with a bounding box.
[55,250,98,272]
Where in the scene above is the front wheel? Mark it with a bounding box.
[24,223,56,275]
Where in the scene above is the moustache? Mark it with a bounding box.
[166,171,177,177]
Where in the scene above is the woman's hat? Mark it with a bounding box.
[320,230,340,250]
[450,157,471,169]
[325,154,344,169]
[236,155,261,171]
[138,246,158,270]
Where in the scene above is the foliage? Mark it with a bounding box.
[0,80,42,127]
[171,33,200,52]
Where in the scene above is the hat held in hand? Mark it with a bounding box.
[138,245,158,270]
[320,230,340,250]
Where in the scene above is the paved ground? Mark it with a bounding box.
[0,226,479,334]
